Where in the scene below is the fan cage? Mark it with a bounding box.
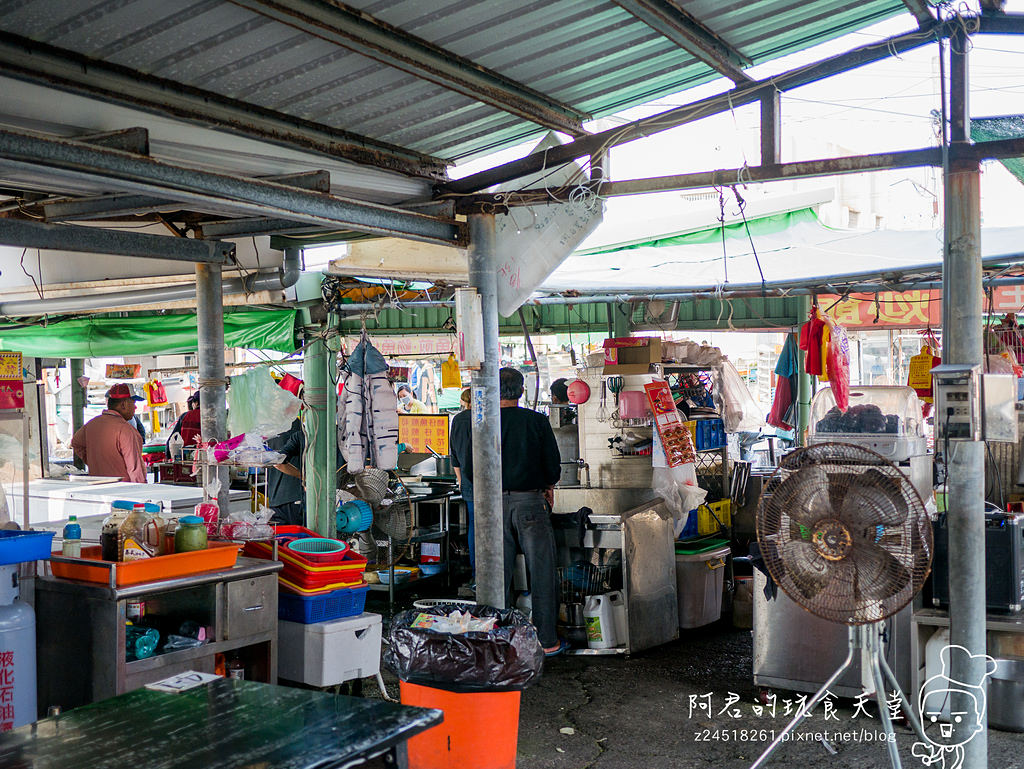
[756,442,932,625]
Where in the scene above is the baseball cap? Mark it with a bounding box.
[106,383,144,401]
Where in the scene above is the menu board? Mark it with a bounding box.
[398,414,450,455]
[0,351,24,410]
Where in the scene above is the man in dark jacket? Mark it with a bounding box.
[450,367,563,655]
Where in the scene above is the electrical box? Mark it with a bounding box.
[454,287,484,370]
[932,363,981,442]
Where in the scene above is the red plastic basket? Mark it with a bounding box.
[243,526,367,588]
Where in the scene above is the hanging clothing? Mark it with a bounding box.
[768,333,799,431]
[337,335,399,473]
[798,314,826,376]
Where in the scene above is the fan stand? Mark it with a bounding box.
[750,621,928,769]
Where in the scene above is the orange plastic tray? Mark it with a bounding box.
[51,542,241,587]
[278,572,364,596]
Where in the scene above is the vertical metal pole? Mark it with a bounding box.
[468,212,505,609]
[196,263,230,521]
[943,32,987,769]
[796,295,812,445]
[69,358,85,471]
[303,322,337,537]
[760,90,782,167]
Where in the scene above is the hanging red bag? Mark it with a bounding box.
[824,318,850,412]
[145,379,168,406]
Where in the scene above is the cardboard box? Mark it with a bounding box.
[602,337,663,374]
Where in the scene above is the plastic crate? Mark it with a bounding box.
[698,500,731,535]
[278,583,369,624]
[0,530,55,565]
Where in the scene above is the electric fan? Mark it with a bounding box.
[339,468,413,570]
[751,443,932,769]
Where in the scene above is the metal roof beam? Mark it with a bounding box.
[197,218,328,239]
[610,0,752,83]
[455,148,942,209]
[75,127,150,155]
[442,26,937,194]
[0,218,232,263]
[977,12,1024,33]
[42,170,331,222]
[0,129,464,247]
[228,0,589,136]
[0,32,447,180]
[901,0,935,27]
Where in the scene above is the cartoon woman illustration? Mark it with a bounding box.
[912,645,997,769]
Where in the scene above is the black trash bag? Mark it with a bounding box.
[384,603,544,693]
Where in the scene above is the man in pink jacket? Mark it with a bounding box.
[70,384,147,483]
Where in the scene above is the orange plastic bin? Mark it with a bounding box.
[400,681,521,769]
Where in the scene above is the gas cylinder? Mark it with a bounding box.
[0,564,36,731]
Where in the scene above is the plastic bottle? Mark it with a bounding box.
[583,593,618,649]
[119,504,156,561]
[144,503,166,556]
[100,501,134,561]
[61,516,81,558]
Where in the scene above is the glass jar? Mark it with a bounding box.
[174,515,208,553]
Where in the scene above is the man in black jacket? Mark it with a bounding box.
[450,367,563,655]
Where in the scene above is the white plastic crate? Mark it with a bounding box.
[278,611,382,687]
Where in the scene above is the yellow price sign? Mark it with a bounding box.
[398,414,450,454]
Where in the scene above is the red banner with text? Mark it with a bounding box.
[819,286,1024,328]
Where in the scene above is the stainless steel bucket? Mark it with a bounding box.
[989,658,1024,732]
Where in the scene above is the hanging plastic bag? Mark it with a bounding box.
[144,379,169,406]
[718,359,764,433]
[825,319,851,412]
[227,367,301,439]
[440,353,461,389]
[652,464,706,525]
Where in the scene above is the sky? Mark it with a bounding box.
[450,2,1024,229]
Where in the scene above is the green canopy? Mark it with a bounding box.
[972,116,1024,186]
[0,309,298,358]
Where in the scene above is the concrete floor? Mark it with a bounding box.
[371,613,1024,769]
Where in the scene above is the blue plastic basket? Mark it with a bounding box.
[0,530,55,565]
[278,584,369,624]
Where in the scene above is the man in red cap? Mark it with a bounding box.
[70,384,147,483]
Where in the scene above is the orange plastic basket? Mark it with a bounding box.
[51,542,241,587]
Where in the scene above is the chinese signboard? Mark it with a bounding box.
[819,285,1024,328]
[0,351,24,410]
[105,363,141,379]
[398,414,450,455]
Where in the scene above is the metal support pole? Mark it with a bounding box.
[943,32,987,769]
[610,302,631,338]
[196,262,230,522]
[468,212,505,609]
[796,295,812,445]
[303,324,337,537]
[69,359,85,471]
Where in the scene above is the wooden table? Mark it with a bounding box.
[0,678,442,769]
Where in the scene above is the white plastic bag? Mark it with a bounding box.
[718,359,764,433]
[227,367,301,440]
[652,464,707,524]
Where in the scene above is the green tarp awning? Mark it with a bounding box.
[972,116,1024,186]
[0,310,298,358]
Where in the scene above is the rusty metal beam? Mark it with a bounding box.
[0,129,464,246]
[75,127,150,155]
[441,26,936,194]
[228,0,589,136]
[42,170,332,222]
[901,0,935,27]
[454,148,942,211]
[977,12,1024,34]
[610,0,752,83]
[0,31,447,180]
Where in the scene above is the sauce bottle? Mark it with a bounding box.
[100,501,134,561]
[119,504,156,561]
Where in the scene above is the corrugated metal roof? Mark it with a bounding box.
[0,0,912,164]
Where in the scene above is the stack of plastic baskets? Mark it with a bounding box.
[243,525,368,624]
